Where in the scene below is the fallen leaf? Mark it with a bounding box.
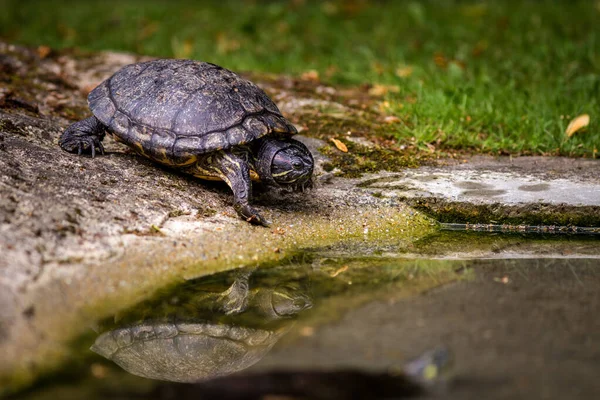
[368,84,400,97]
[330,265,348,277]
[37,45,51,59]
[301,70,320,82]
[565,114,590,137]
[330,138,348,152]
[433,52,448,68]
[396,65,414,78]
[384,115,401,124]
[272,227,286,235]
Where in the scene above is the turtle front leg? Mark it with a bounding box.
[216,269,253,315]
[203,150,270,226]
[59,116,106,158]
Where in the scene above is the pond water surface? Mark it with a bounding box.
[9,232,600,400]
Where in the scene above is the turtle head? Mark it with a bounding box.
[252,282,313,320]
[270,284,313,317]
[256,138,314,190]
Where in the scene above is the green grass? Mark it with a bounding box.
[1,0,598,156]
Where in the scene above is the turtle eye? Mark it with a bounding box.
[292,161,303,170]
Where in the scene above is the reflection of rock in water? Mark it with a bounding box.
[91,321,287,382]
[91,268,312,382]
[151,370,425,400]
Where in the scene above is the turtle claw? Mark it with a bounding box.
[248,214,271,227]
[235,203,270,227]
[245,212,271,227]
[64,136,104,158]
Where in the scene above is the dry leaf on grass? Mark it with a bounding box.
[368,84,400,97]
[301,70,320,82]
[565,114,590,137]
[330,138,348,152]
[37,45,52,59]
[396,65,414,78]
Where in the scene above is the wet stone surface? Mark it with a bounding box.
[359,156,600,226]
[362,168,600,205]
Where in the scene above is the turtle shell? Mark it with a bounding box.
[90,321,286,382]
[87,59,297,165]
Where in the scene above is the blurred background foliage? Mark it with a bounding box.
[1,0,598,156]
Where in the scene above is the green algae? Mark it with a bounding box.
[408,199,600,228]
[319,141,428,178]
[295,108,435,178]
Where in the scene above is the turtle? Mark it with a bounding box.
[59,59,314,226]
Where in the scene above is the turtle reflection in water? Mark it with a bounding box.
[91,271,312,382]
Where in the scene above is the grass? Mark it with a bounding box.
[1,0,598,156]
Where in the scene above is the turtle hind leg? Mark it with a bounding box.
[59,116,106,158]
[199,150,270,226]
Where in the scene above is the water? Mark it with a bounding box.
[8,232,600,400]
